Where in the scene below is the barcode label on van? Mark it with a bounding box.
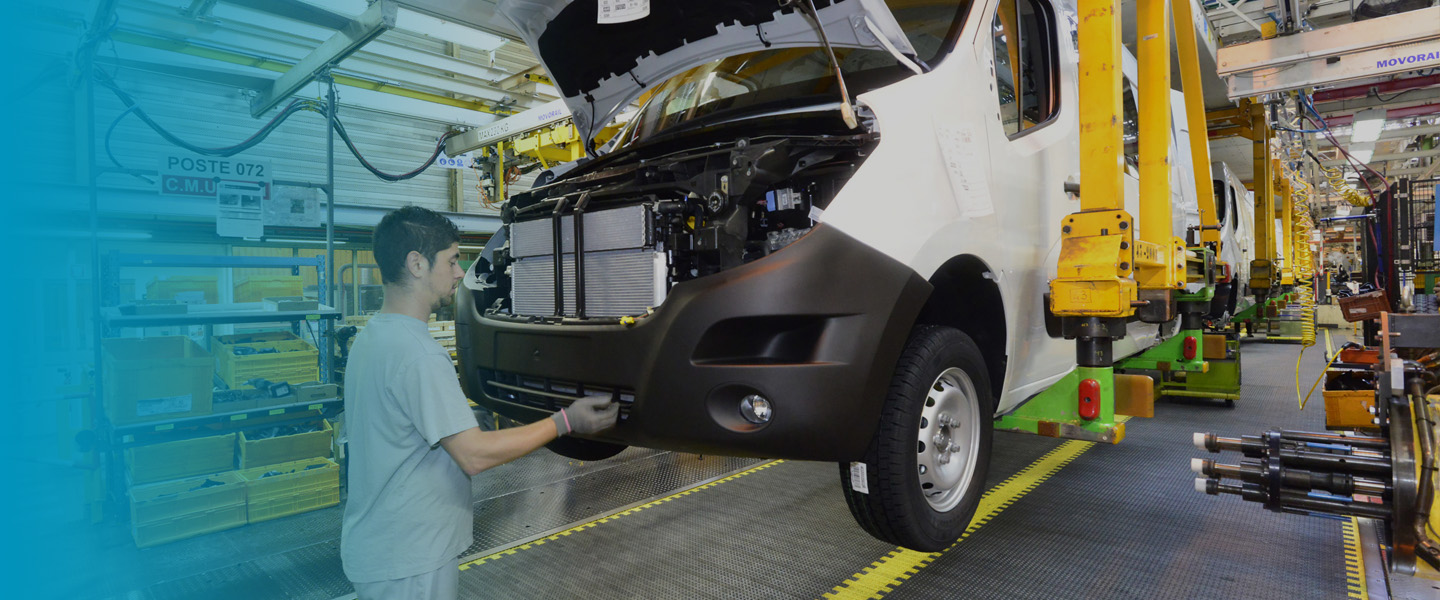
[850,462,869,494]
[598,0,649,24]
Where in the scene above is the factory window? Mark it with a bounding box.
[992,0,1059,137]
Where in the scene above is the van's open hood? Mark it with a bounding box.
[497,0,917,144]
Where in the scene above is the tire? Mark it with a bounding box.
[839,325,994,551]
[546,436,628,461]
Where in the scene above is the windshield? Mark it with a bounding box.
[614,1,972,148]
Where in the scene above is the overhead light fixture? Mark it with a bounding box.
[298,0,507,51]
[1349,142,1374,165]
[396,10,507,51]
[1349,108,1386,143]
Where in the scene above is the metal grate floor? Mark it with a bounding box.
[455,340,1354,599]
[89,337,1359,599]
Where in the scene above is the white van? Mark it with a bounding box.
[459,0,1209,550]
[1211,161,1257,320]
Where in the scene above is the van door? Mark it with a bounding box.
[981,0,1078,404]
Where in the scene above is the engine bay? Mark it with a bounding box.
[476,130,879,321]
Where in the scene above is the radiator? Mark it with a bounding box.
[510,204,667,317]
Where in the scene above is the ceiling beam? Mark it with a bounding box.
[249,0,396,116]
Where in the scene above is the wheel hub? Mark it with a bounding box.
[916,367,981,512]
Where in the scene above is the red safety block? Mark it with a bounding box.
[1078,378,1100,420]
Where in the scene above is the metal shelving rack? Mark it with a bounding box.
[96,252,344,512]
[1408,178,1439,276]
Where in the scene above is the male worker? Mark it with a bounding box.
[342,206,618,599]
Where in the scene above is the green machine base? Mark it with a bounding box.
[995,367,1127,444]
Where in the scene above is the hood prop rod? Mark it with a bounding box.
[783,0,859,129]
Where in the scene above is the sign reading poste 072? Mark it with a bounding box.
[158,155,273,199]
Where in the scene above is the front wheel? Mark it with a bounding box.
[840,325,994,551]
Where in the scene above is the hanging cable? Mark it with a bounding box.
[1278,94,1317,408]
[1304,149,1371,208]
[95,66,454,183]
[94,69,321,157]
[328,116,457,182]
[1297,91,1388,289]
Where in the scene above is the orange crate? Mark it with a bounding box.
[1338,291,1390,322]
[1338,348,1380,365]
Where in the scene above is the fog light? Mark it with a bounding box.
[739,394,772,424]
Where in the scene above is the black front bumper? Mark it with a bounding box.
[456,224,931,461]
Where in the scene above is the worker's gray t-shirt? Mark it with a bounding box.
[341,312,479,583]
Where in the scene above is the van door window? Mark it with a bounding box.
[1213,180,1229,224]
[1122,80,1139,173]
[991,0,1060,136]
[1230,188,1240,232]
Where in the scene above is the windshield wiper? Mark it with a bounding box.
[783,0,859,129]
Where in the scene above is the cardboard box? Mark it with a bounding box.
[235,275,304,303]
[147,276,219,304]
[102,337,215,426]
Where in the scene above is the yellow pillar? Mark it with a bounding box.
[1077,0,1125,213]
[1133,0,1184,291]
[1136,0,1171,247]
[1250,104,1274,293]
[1172,0,1221,249]
[1048,0,1137,319]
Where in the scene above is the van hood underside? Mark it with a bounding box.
[496,0,916,143]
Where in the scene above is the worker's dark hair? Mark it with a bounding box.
[373,206,461,286]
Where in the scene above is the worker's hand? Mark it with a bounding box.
[552,395,619,436]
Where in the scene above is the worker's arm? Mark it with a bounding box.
[439,419,557,477]
[439,396,619,476]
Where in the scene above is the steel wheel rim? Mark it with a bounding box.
[916,367,981,512]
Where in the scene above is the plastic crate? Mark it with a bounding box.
[235,275,304,303]
[241,458,340,523]
[147,276,218,304]
[102,337,215,426]
[1324,391,1377,430]
[1338,290,1390,322]
[213,331,319,389]
[239,420,332,469]
[127,433,237,485]
[130,471,245,548]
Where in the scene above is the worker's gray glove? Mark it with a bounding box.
[552,395,619,436]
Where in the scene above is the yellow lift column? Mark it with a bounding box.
[1132,0,1185,315]
[1250,103,1276,301]
[1000,0,1139,443]
[1173,0,1222,253]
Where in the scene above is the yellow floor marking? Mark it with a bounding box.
[457,459,783,570]
[1341,517,1368,599]
[823,438,1099,599]
[1325,328,1334,358]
